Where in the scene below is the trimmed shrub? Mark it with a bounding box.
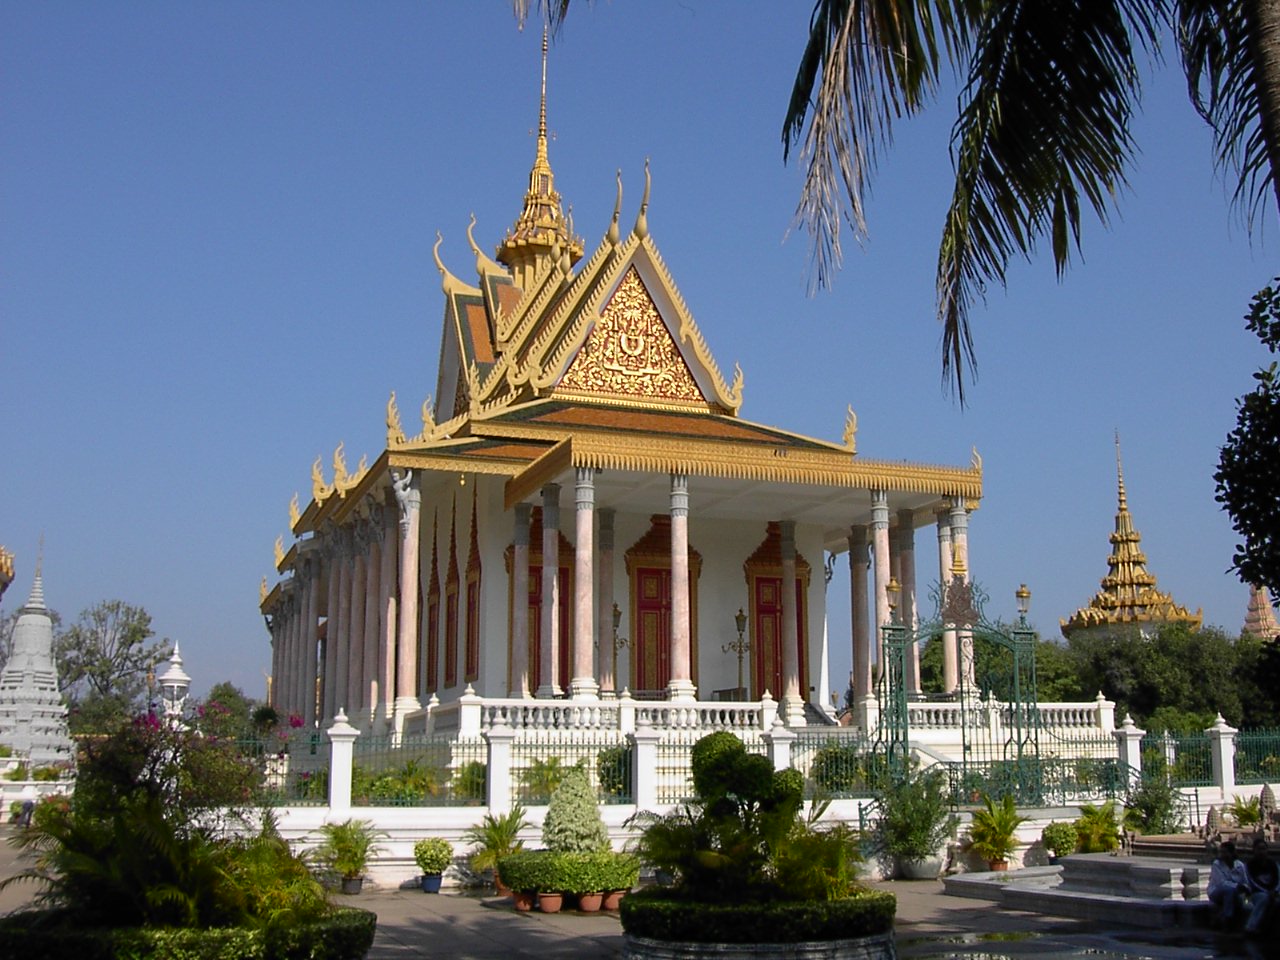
[619,888,896,944]
[542,766,608,853]
[0,905,376,960]
[496,849,640,895]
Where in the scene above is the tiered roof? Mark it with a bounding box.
[1061,438,1202,638]
[1243,585,1279,639]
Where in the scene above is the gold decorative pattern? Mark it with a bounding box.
[311,456,332,502]
[558,268,706,405]
[274,536,284,569]
[1243,585,1279,638]
[0,545,13,602]
[843,406,857,453]
[289,493,300,529]
[387,392,406,447]
[259,577,268,604]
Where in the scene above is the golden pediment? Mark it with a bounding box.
[557,268,706,406]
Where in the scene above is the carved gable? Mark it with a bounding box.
[556,267,707,406]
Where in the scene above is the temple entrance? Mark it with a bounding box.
[744,522,810,700]
[625,515,701,699]
[505,509,573,695]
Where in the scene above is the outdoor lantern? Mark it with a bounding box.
[886,576,901,618]
[1016,583,1031,619]
[612,601,622,635]
[734,607,747,639]
[157,643,192,720]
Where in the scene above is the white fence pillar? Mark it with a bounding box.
[1207,714,1238,795]
[632,722,662,811]
[458,685,482,738]
[618,689,637,736]
[326,709,360,812]
[1113,713,1145,788]
[1094,691,1116,734]
[484,723,516,814]
[765,717,796,772]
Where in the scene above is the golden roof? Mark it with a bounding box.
[0,545,12,602]
[1243,585,1279,639]
[1061,437,1202,637]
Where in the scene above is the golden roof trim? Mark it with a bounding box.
[504,437,573,510]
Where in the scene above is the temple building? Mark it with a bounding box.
[0,570,74,765]
[1061,438,1202,639]
[261,36,984,734]
[1243,585,1279,640]
[0,547,12,602]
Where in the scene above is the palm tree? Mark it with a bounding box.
[515,1,1280,402]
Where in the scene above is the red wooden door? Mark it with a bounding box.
[752,576,807,699]
[634,567,671,692]
[528,566,571,693]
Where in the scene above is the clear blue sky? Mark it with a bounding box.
[2,3,1273,702]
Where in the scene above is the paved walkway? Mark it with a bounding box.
[0,828,1273,959]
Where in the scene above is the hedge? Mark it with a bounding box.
[0,905,377,960]
[618,888,896,944]
[497,849,640,894]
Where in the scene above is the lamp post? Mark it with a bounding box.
[879,576,911,774]
[722,608,750,699]
[157,643,192,725]
[599,602,629,696]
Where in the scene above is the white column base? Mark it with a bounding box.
[780,695,808,727]
[569,677,600,700]
[392,696,421,736]
[666,678,697,702]
[535,683,563,699]
[855,694,879,735]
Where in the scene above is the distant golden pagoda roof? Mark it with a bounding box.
[494,26,583,287]
[1243,585,1279,639]
[1061,438,1202,638]
[0,546,12,602]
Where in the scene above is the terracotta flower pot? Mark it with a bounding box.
[577,892,603,912]
[602,889,627,911]
[988,859,1009,871]
[537,892,563,913]
[513,890,535,912]
[495,876,512,897]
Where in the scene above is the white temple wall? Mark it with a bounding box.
[474,478,511,699]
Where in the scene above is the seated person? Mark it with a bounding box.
[1210,840,1249,927]
[1245,837,1278,935]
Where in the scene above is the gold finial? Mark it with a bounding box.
[539,23,549,147]
[311,456,331,501]
[730,362,744,407]
[843,405,858,453]
[289,492,300,528]
[1114,429,1128,510]
[387,391,406,447]
[607,169,622,245]
[259,577,267,604]
[274,535,284,568]
[332,442,349,492]
[421,394,436,438]
[971,446,982,471]
[633,158,651,239]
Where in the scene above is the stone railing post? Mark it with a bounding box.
[1094,691,1116,734]
[1207,714,1238,796]
[618,689,637,736]
[326,709,360,813]
[459,685,483,739]
[764,716,796,772]
[1113,713,1145,788]
[484,723,516,814]
[424,693,439,735]
[631,720,662,811]
[760,691,778,731]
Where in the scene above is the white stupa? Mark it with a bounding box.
[0,571,74,764]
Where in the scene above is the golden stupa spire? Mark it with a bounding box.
[495,24,584,288]
[1061,434,1202,637]
[1243,584,1279,639]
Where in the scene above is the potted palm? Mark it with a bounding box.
[1074,800,1121,853]
[966,794,1027,870]
[872,764,957,879]
[462,804,531,894]
[414,837,454,893]
[1041,821,1077,865]
[313,818,384,894]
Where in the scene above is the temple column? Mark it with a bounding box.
[322,535,342,720]
[849,526,871,700]
[871,490,891,682]
[571,468,599,700]
[779,520,805,725]
[950,499,974,687]
[393,471,422,727]
[377,500,397,732]
[269,595,286,712]
[361,516,382,729]
[597,509,617,697]
[668,473,696,702]
[511,503,532,697]
[346,539,366,718]
[303,556,321,728]
[537,483,562,698]
[897,509,920,694]
[287,588,303,716]
[936,507,958,694]
[333,530,354,713]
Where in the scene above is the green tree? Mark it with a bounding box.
[194,681,259,740]
[1216,278,1280,603]
[521,2,1280,400]
[56,600,170,732]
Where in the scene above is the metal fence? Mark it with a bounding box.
[1235,728,1280,785]
[508,732,632,805]
[936,755,1132,807]
[349,734,488,806]
[1142,732,1213,788]
[790,731,882,799]
[237,734,328,806]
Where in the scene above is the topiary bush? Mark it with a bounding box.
[542,766,608,853]
[496,849,640,895]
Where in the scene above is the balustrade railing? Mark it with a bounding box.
[1234,727,1280,785]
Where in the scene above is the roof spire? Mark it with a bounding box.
[1115,430,1127,511]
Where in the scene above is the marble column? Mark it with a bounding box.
[377,500,398,732]
[571,468,599,700]
[597,509,616,697]
[334,530,354,713]
[779,520,804,725]
[322,534,342,720]
[393,471,422,722]
[849,526,871,700]
[303,555,322,728]
[871,490,891,682]
[537,483,562,698]
[668,473,696,701]
[511,503,532,697]
[950,499,974,688]
[361,516,382,727]
[936,506,958,694]
[269,595,286,712]
[897,509,921,694]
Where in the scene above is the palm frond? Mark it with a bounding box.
[784,0,976,291]
[937,0,1163,402]
[1178,0,1279,228]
